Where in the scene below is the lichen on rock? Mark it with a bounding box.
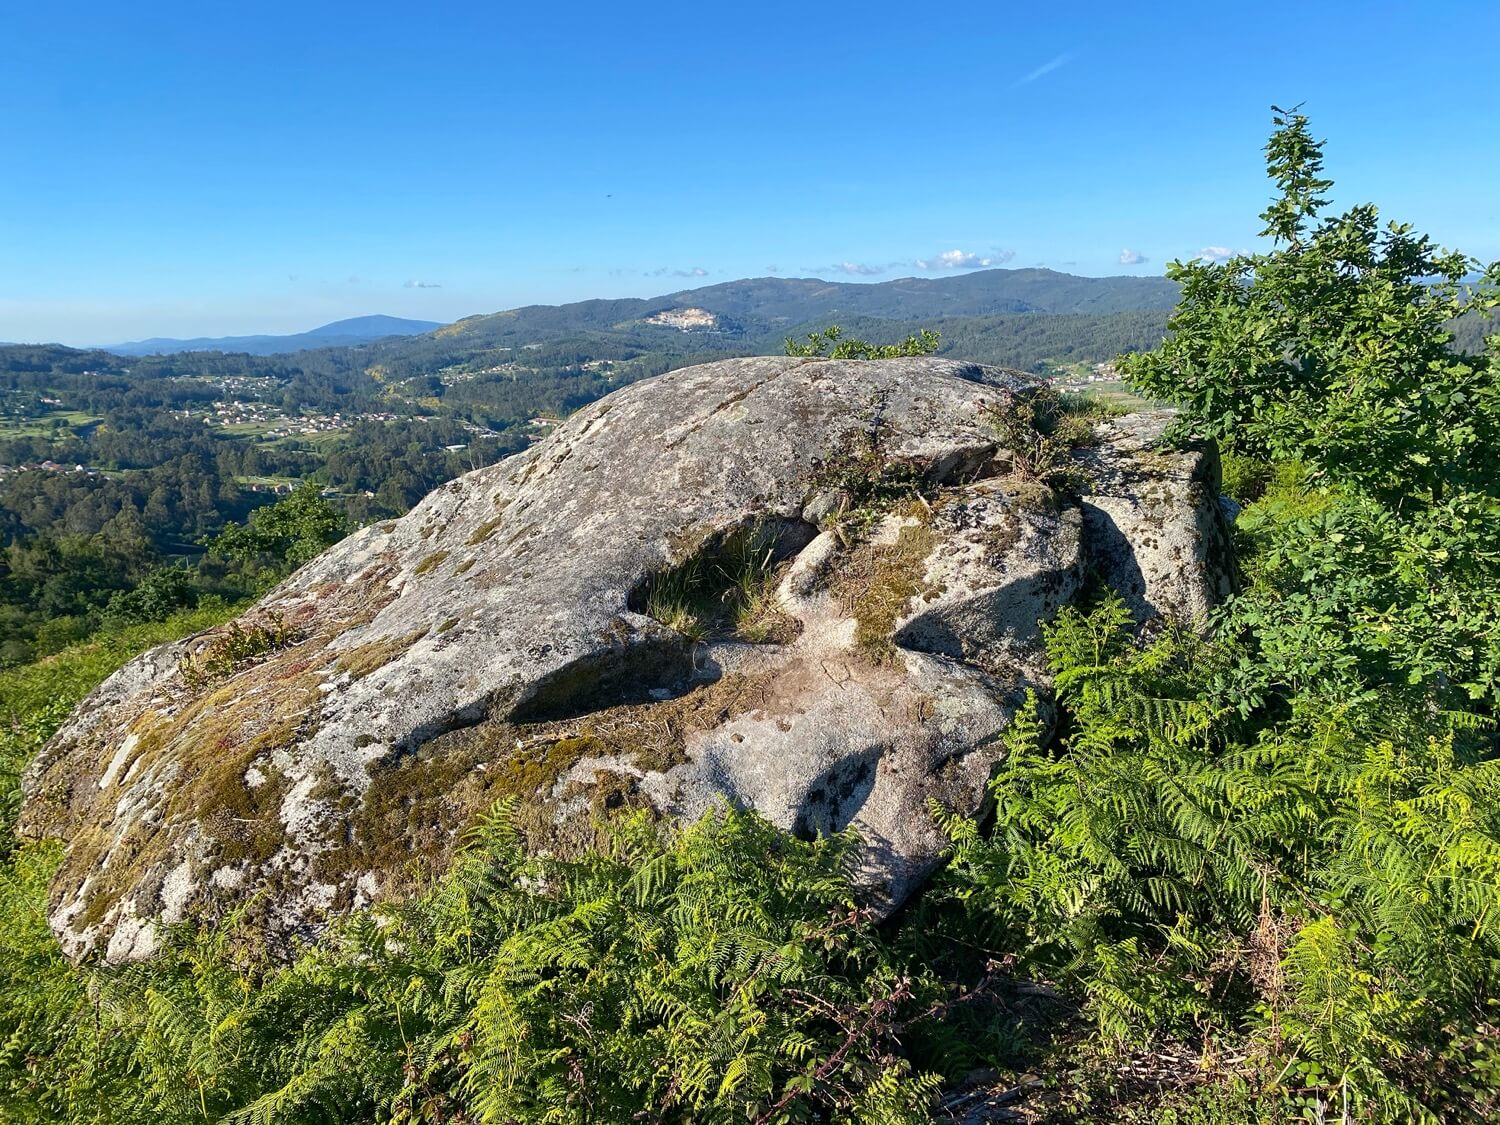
[18,355,1234,962]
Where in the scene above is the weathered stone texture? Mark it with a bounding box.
[19,356,1232,961]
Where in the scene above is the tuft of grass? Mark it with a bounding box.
[1219,451,1275,505]
[642,558,713,644]
[981,386,1105,493]
[637,523,799,645]
[733,584,800,644]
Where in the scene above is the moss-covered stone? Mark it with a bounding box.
[334,629,426,680]
[22,358,1233,965]
[831,521,940,662]
[67,646,328,931]
[322,669,775,898]
[466,516,506,545]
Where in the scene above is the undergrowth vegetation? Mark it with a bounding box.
[636,522,798,644]
[0,109,1497,1122]
[982,384,1108,492]
[0,802,948,1124]
[178,612,302,690]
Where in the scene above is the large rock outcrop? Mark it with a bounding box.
[19,356,1233,962]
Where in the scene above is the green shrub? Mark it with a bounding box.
[914,591,1500,1121]
[901,105,1500,1123]
[209,483,347,575]
[981,384,1103,491]
[101,565,200,629]
[178,613,300,690]
[784,324,941,359]
[1122,107,1500,510]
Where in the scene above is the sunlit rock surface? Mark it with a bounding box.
[19,356,1232,962]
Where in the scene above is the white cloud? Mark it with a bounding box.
[1012,52,1072,88]
[826,261,885,276]
[1118,248,1148,266]
[914,248,1015,271]
[404,279,442,288]
[650,266,710,278]
[1196,246,1237,263]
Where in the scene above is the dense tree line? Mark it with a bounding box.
[0,407,502,665]
[324,419,531,521]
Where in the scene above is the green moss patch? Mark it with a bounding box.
[334,629,426,680]
[332,670,774,897]
[466,516,506,545]
[831,520,940,662]
[65,644,330,930]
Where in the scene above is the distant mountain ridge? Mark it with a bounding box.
[437,268,1180,345]
[63,269,1179,368]
[103,315,444,357]
[663,268,1180,320]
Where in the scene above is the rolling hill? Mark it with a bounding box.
[431,268,1180,347]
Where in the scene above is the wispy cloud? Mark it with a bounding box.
[649,266,709,279]
[1012,52,1072,88]
[765,264,781,274]
[824,261,886,276]
[1196,246,1237,263]
[1118,248,1148,266]
[347,275,362,285]
[404,279,442,288]
[914,248,1015,271]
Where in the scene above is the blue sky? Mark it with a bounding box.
[3,0,1497,345]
